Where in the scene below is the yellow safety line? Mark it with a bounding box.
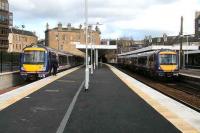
[0,66,82,111]
[107,64,199,133]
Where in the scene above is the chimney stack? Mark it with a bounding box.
[58,22,62,31]
[67,23,71,30]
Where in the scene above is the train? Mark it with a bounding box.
[20,44,84,80]
[118,49,179,78]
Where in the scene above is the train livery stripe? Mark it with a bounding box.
[107,64,199,133]
[159,52,176,55]
[24,48,46,51]
[160,65,177,72]
[23,64,44,72]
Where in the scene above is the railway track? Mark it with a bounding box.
[114,65,200,112]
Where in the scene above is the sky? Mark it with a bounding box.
[9,0,200,40]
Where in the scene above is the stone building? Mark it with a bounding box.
[195,11,200,38]
[0,0,9,50]
[45,23,101,56]
[117,38,144,54]
[8,28,38,53]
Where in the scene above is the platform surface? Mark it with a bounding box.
[180,68,200,79]
[0,65,191,133]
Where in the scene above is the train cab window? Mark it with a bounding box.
[23,51,45,64]
[159,54,177,65]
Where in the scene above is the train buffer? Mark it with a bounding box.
[0,64,199,133]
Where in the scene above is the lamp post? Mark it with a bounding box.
[21,25,25,51]
[56,33,59,51]
[186,35,189,67]
[89,22,102,70]
[149,35,152,46]
[88,25,93,74]
[163,33,167,45]
[84,0,89,91]
[185,34,194,67]
[179,16,183,69]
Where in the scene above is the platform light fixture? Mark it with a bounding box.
[89,22,102,73]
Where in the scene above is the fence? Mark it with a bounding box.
[0,50,20,73]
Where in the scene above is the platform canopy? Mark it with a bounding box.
[76,44,117,50]
[118,44,199,56]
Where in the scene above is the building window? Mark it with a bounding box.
[62,35,66,41]
[5,3,9,11]
[70,36,73,41]
[56,34,59,41]
[0,2,8,11]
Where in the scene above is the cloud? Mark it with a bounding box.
[9,0,200,39]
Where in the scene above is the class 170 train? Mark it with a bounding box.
[118,49,179,77]
[20,44,84,80]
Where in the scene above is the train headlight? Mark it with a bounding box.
[41,66,46,71]
[175,65,179,70]
[21,66,25,71]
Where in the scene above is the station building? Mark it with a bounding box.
[45,23,101,57]
[102,39,143,63]
[8,28,38,53]
[195,11,200,39]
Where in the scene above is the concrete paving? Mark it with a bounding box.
[0,68,85,133]
[0,65,181,133]
[64,65,180,133]
[180,68,200,79]
[108,64,200,132]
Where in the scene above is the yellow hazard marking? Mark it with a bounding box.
[107,64,199,133]
[0,66,83,111]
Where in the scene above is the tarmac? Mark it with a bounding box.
[0,64,199,133]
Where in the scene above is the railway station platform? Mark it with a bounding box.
[179,68,200,88]
[180,68,200,79]
[0,64,199,133]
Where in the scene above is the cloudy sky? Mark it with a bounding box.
[9,0,200,40]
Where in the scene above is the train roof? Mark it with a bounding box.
[118,45,199,56]
[23,44,73,56]
[118,49,176,58]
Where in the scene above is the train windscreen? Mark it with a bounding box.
[23,51,45,64]
[159,54,177,65]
